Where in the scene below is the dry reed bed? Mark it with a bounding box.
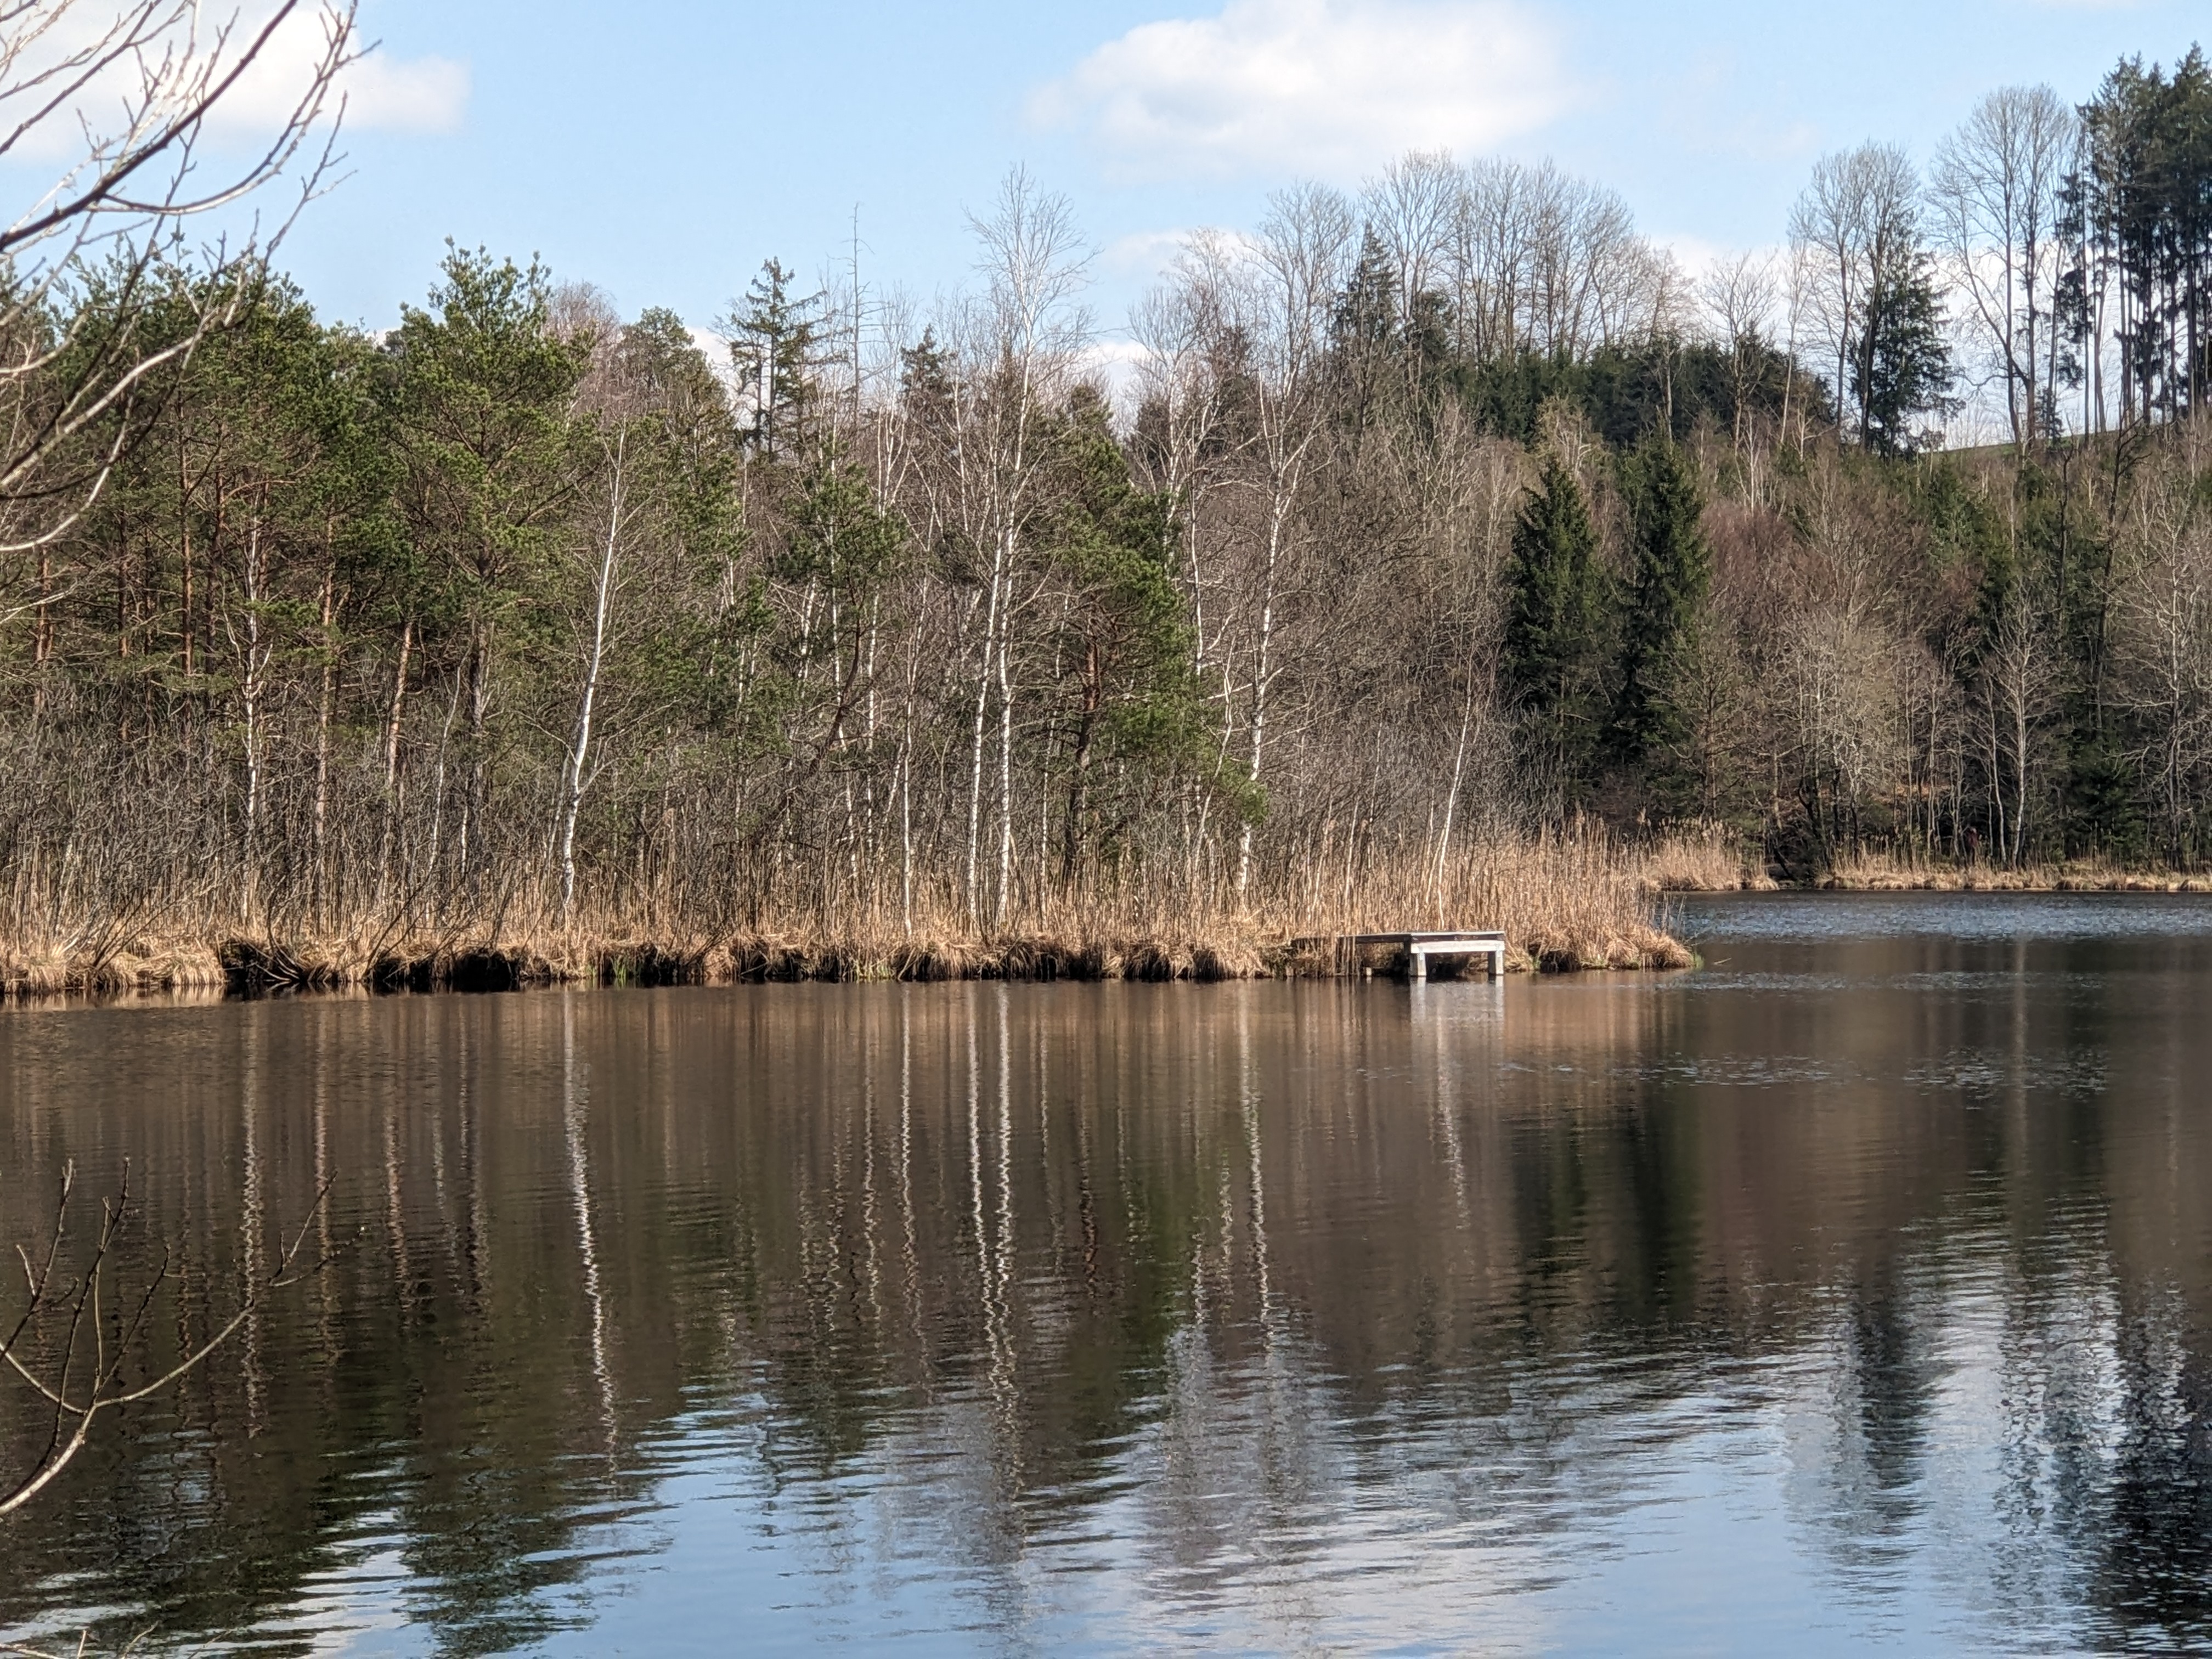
[1596,827,2212,896]
[1815,855,2212,894]
[0,834,1705,1000]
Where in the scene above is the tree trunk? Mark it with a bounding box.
[562,442,626,925]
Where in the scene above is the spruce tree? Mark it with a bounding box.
[1609,441,1712,772]
[1332,229,1400,432]
[1855,246,1955,455]
[1502,453,1608,776]
[726,258,822,458]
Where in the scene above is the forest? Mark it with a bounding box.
[5,42,2212,989]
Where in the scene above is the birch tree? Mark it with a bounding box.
[1230,184,1351,902]
[952,169,1088,926]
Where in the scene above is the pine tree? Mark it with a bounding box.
[1043,390,1208,884]
[1502,453,1609,776]
[1609,441,1712,771]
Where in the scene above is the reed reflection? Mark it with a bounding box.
[0,898,2207,1652]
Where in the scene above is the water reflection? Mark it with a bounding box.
[0,895,2208,1652]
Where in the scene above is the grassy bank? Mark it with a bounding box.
[1813,853,2212,894]
[0,831,1699,1000]
[1632,828,2212,895]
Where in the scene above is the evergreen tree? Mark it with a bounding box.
[2067,47,2212,423]
[1502,453,1609,777]
[1331,229,1400,432]
[726,258,822,458]
[1043,389,1211,884]
[380,247,590,876]
[1609,441,1712,771]
[1855,246,1955,455]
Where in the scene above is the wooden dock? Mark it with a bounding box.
[1333,930,1508,981]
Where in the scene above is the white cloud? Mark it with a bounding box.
[1077,337,1148,413]
[337,49,469,134]
[1660,235,1777,286]
[1102,228,1195,279]
[0,4,470,156]
[1031,0,1571,182]
[212,8,469,137]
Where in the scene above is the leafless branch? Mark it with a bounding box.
[0,1161,335,1518]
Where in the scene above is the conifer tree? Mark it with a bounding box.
[1332,229,1401,432]
[1502,453,1609,776]
[1855,246,1955,455]
[1043,390,1207,884]
[727,258,822,458]
[1609,441,1712,771]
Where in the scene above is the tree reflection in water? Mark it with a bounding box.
[0,893,2209,1654]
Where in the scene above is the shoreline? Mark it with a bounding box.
[13,859,2207,1005]
[1,832,1714,1003]
[0,923,1699,1002]
[1657,869,2212,896]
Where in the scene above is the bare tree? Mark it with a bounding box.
[1701,250,1778,462]
[552,287,628,923]
[2110,427,2212,860]
[1131,235,1238,670]
[1448,155,1536,361]
[1364,150,1457,347]
[0,0,356,566]
[1229,183,1351,902]
[947,168,1089,925]
[1790,143,1921,444]
[1929,85,2076,452]
[1978,584,2058,867]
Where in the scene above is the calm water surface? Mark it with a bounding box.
[3,893,2211,1654]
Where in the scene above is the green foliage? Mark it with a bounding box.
[1909,459,2008,580]
[1502,453,1610,781]
[1854,248,1955,456]
[1459,340,1818,449]
[1609,441,1712,771]
[381,245,590,673]
[1040,391,1217,877]
[2068,47,2212,421]
[769,443,905,724]
[726,258,823,457]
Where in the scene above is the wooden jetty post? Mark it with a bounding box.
[1338,930,1508,981]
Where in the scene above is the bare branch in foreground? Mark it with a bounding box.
[0,1160,334,1519]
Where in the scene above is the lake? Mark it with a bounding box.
[3,893,2210,1655]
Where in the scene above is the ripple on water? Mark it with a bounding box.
[1,923,2208,1655]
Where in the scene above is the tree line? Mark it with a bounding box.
[6,46,2212,959]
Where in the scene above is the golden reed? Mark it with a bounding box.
[0,826,1707,1000]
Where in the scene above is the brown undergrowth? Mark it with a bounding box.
[1615,827,2212,896]
[1814,851,2212,894]
[0,830,1703,1001]
[1632,822,1779,893]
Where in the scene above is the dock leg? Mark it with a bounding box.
[1409,948,1426,983]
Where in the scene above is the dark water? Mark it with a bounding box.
[3,893,2211,1655]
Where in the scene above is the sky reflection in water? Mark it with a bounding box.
[1,892,2209,1654]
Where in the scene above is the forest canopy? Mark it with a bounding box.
[7,43,2212,969]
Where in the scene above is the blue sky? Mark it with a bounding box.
[188,0,2212,335]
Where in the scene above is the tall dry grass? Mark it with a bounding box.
[1629,821,1774,893]
[1816,848,2212,894]
[0,823,1711,999]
